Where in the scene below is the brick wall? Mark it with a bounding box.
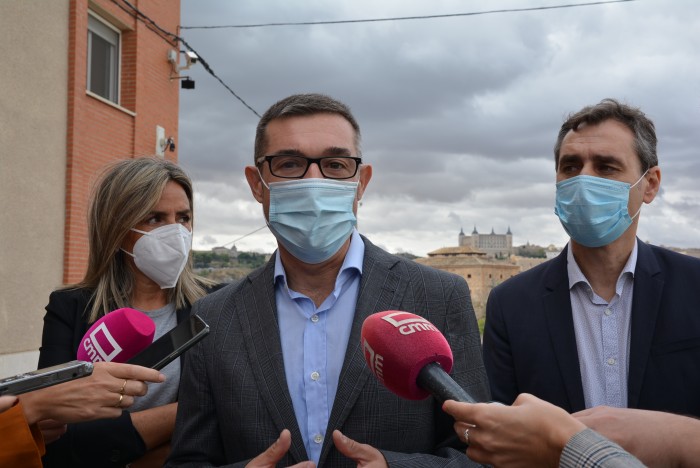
[64,0,181,284]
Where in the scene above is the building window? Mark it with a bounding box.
[87,13,120,103]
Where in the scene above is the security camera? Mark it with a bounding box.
[185,51,198,64]
[175,51,199,73]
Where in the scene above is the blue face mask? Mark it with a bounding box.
[262,177,358,264]
[554,172,646,248]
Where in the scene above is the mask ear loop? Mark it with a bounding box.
[257,167,270,191]
[630,169,649,189]
[629,169,650,220]
[120,227,149,257]
[257,167,274,232]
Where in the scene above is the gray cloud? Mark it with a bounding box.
[179,0,700,256]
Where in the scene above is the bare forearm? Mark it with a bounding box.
[130,402,177,449]
[575,407,700,467]
[641,413,700,467]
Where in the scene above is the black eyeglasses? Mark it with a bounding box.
[257,155,362,180]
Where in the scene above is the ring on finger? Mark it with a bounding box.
[115,393,124,408]
[463,428,470,445]
[119,379,128,395]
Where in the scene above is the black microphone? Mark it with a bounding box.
[416,362,477,404]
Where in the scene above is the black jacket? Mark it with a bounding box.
[39,285,221,467]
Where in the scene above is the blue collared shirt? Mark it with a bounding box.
[567,240,637,409]
[274,229,364,465]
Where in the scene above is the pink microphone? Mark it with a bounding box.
[77,308,155,363]
[361,310,476,403]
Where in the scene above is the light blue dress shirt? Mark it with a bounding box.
[567,240,637,409]
[275,229,363,465]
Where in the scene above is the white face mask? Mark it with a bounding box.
[122,224,192,289]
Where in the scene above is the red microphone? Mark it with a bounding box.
[361,310,477,403]
[77,308,155,363]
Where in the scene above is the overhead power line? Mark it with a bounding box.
[221,225,269,248]
[181,0,638,30]
[110,0,261,118]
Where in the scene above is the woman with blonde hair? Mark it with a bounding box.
[38,157,218,467]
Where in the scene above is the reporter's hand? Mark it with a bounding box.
[37,419,67,444]
[443,394,585,468]
[333,430,388,468]
[19,361,164,425]
[246,429,314,468]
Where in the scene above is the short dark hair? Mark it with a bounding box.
[254,93,361,162]
[554,98,657,172]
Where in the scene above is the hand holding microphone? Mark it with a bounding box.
[17,309,163,432]
[443,394,589,467]
[360,311,621,467]
[19,361,165,426]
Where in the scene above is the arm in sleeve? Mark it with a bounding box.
[42,412,146,467]
[560,429,645,468]
[0,402,45,468]
[38,290,87,368]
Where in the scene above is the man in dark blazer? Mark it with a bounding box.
[167,94,489,467]
[484,99,700,419]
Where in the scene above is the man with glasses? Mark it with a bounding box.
[167,94,489,467]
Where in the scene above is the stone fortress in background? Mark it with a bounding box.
[458,225,513,259]
[416,227,557,319]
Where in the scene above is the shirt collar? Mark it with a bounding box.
[567,239,638,292]
[274,228,364,286]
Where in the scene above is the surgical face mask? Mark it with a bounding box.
[122,223,192,288]
[261,177,358,264]
[554,171,647,248]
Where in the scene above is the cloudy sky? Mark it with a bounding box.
[177,0,700,257]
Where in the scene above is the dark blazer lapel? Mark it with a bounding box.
[319,237,407,464]
[235,256,308,462]
[627,240,664,408]
[543,247,586,412]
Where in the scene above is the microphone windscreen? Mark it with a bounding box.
[77,308,155,363]
[361,310,453,400]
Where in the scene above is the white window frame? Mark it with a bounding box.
[87,11,121,104]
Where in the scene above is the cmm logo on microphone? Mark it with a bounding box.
[380,311,439,335]
[362,340,385,385]
[82,322,123,362]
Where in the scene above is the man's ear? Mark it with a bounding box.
[357,164,372,201]
[643,166,661,204]
[245,166,265,203]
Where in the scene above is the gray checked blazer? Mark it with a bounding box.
[166,236,489,467]
[560,429,645,467]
